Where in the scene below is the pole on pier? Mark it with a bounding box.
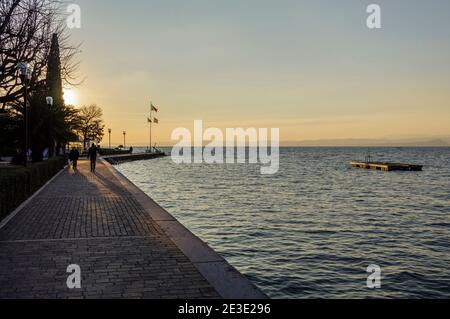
[148,101,159,153]
[149,102,153,153]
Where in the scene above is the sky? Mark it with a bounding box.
[66,0,450,146]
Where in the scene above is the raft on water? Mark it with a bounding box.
[350,162,423,172]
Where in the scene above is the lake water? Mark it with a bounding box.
[116,147,450,299]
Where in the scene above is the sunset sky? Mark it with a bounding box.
[67,0,450,146]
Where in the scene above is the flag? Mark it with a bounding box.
[153,118,159,124]
[147,117,152,123]
[151,104,158,112]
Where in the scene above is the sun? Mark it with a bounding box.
[63,88,78,105]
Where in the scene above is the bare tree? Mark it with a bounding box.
[78,105,105,149]
[0,0,81,109]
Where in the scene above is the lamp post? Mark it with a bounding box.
[46,97,53,157]
[108,128,112,149]
[46,96,53,107]
[123,131,126,149]
[17,63,32,167]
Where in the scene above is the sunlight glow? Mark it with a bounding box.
[63,88,78,105]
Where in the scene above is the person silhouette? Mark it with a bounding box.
[68,147,80,170]
[88,143,98,173]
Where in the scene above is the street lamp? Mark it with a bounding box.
[108,128,112,149]
[123,131,126,148]
[46,96,53,107]
[46,97,54,157]
[17,62,32,167]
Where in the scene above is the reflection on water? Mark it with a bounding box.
[117,147,450,298]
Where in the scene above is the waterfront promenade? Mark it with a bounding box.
[0,159,265,299]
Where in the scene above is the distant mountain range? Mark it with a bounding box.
[282,137,450,147]
[142,137,450,147]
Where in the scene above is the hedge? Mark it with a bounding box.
[0,156,66,221]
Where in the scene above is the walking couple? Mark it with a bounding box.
[68,143,98,173]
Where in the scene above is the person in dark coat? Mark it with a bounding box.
[68,147,80,170]
[88,143,98,173]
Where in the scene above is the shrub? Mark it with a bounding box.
[0,156,66,221]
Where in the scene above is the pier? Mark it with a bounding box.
[350,162,423,172]
[0,159,266,299]
[103,152,167,165]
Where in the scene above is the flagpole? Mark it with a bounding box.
[149,102,153,153]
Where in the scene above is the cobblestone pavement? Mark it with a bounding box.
[0,160,220,299]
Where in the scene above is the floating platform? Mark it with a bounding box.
[103,152,166,164]
[350,162,423,172]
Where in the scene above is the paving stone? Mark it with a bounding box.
[0,160,220,299]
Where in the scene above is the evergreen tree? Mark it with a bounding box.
[47,33,64,107]
[46,33,64,156]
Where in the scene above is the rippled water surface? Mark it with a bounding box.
[116,147,450,298]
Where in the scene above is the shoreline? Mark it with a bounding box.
[100,157,268,299]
